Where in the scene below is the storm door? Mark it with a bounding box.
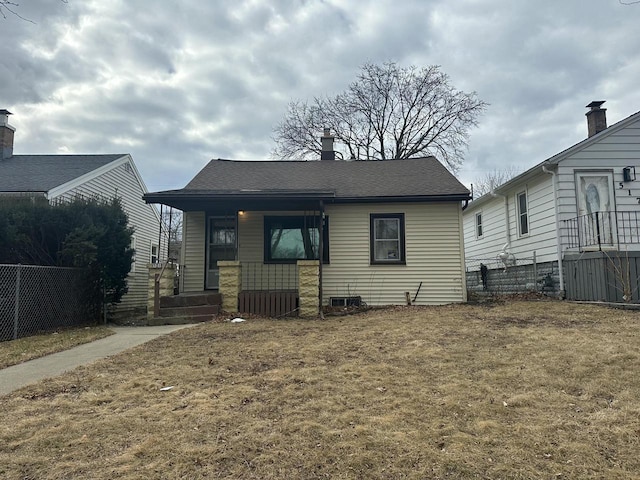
[575,171,616,248]
[206,216,237,289]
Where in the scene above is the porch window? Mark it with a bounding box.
[264,216,329,263]
[370,213,406,265]
[517,191,529,236]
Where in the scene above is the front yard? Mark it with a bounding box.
[1,301,639,479]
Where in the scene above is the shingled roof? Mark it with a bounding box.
[145,157,470,209]
[0,154,125,193]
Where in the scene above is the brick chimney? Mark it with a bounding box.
[586,101,607,137]
[320,127,335,161]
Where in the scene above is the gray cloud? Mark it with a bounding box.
[1,0,639,192]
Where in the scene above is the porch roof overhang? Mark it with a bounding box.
[143,189,471,211]
[143,189,337,211]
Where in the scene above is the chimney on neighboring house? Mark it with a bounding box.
[586,101,607,137]
[320,127,335,160]
[1,109,15,159]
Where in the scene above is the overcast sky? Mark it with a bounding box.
[2,0,639,194]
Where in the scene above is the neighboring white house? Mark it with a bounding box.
[144,129,472,315]
[463,101,640,297]
[0,109,166,317]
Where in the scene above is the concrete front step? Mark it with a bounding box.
[158,305,220,317]
[160,292,222,308]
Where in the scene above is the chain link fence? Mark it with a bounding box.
[465,256,540,295]
[0,264,100,342]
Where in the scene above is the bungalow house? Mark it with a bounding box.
[0,109,166,317]
[463,101,640,302]
[144,130,471,317]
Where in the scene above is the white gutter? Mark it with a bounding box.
[542,164,565,296]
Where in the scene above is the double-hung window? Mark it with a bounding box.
[264,215,329,263]
[476,212,483,238]
[370,213,406,265]
[150,244,160,264]
[517,191,529,236]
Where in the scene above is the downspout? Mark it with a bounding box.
[542,164,565,297]
[491,190,511,253]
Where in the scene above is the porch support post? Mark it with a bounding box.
[147,263,176,319]
[298,260,320,318]
[218,260,242,313]
[318,200,324,318]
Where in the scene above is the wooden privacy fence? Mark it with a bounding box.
[564,251,640,303]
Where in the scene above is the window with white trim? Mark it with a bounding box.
[475,212,483,238]
[517,191,529,236]
[370,213,406,265]
[150,243,160,264]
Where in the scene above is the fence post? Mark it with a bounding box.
[533,251,537,291]
[13,264,21,340]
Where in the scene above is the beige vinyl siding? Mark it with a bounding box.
[323,203,465,306]
[182,211,206,292]
[235,206,465,304]
[52,160,163,313]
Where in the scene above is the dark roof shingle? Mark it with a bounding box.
[0,154,125,192]
[181,157,469,199]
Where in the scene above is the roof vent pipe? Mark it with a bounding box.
[0,109,15,160]
[585,101,607,137]
[320,127,335,161]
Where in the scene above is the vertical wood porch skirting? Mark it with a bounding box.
[219,260,320,317]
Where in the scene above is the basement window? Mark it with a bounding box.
[330,296,362,307]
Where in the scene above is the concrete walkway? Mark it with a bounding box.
[0,324,195,396]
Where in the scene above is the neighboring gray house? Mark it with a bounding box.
[463,101,640,300]
[144,130,472,316]
[0,109,165,317]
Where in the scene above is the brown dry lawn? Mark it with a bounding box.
[0,326,114,369]
[1,301,639,479]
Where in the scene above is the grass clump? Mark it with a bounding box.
[0,326,114,369]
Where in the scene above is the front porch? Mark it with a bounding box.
[218,259,320,318]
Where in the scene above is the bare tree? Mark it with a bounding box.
[0,0,67,21]
[472,166,522,198]
[272,62,487,173]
